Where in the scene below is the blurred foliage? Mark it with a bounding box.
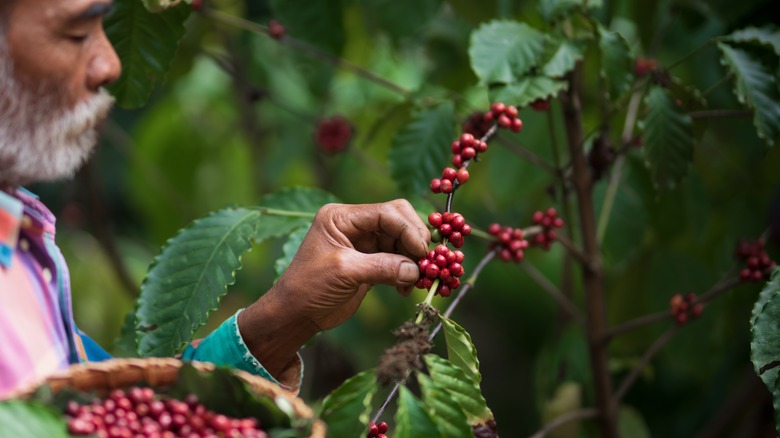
[28,0,780,435]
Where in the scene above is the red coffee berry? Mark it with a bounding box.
[511,118,523,133]
[377,421,389,434]
[461,147,476,160]
[498,114,511,128]
[315,115,353,153]
[268,20,286,40]
[488,223,501,235]
[367,422,379,437]
[505,105,518,119]
[442,167,457,181]
[428,212,443,228]
[191,0,203,11]
[452,154,464,168]
[456,168,469,184]
[441,179,453,193]
[430,178,442,193]
[530,99,550,111]
[491,102,506,115]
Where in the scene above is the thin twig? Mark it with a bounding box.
[596,89,644,244]
[701,73,734,99]
[615,327,678,402]
[203,9,412,98]
[556,234,594,271]
[528,408,599,438]
[496,137,559,176]
[519,262,586,325]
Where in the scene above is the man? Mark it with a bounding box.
[0,0,429,398]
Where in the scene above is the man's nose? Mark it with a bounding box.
[86,29,121,91]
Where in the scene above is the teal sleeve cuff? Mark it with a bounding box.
[181,309,303,392]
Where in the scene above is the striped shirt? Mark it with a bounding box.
[0,189,301,398]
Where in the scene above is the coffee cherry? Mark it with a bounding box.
[456,168,469,184]
[530,99,550,111]
[315,115,353,153]
[634,57,658,77]
[416,244,467,296]
[368,422,380,437]
[428,212,443,228]
[734,238,775,282]
[267,19,286,40]
[377,421,388,434]
[442,167,457,181]
[191,0,203,10]
[430,178,442,193]
[441,179,453,194]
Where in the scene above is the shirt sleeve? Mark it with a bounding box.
[180,309,304,395]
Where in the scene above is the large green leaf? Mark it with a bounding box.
[538,0,603,21]
[417,373,473,437]
[750,268,780,433]
[424,354,493,425]
[639,86,694,190]
[488,77,568,107]
[389,103,456,195]
[255,187,339,241]
[274,225,310,280]
[363,0,443,41]
[0,401,68,438]
[136,208,261,357]
[718,43,780,147]
[395,386,441,438]
[439,315,481,384]
[104,0,190,108]
[468,21,547,84]
[598,25,634,100]
[726,26,780,56]
[269,0,345,55]
[541,38,584,78]
[320,370,378,438]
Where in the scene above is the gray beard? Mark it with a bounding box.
[0,38,115,187]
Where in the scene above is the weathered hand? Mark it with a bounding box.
[275,199,430,330]
[237,199,430,377]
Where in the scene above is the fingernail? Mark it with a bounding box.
[399,261,419,284]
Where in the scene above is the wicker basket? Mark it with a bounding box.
[22,358,325,437]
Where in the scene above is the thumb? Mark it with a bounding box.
[343,252,420,287]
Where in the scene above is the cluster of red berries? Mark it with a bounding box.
[450,133,489,169]
[530,208,565,250]
[462,111,494,139]
[430,166,470,194]
[484,102,523,133]
[367,421,389,438]
[735,239,775,282]
[267,20,286,40]
[428,211,471,248]
[488,224,529,263]
[416,244,466,297]
[670,293,703,326]
[65,387,266,438]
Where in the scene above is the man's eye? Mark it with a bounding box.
[67,35,88,43]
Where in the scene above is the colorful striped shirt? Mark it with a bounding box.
[0,188,301,399]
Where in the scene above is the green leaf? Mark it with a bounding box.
[439,315,481,384]
[363,0,443,41]
[136,208,260,357]
[639,86,694,190]
[256,187,340,241]
[718,42,780,146]
[104,0,190,108]
[541,39,584,78]
[538,0,603,21]
[618,406,652,438]
[0,401,69,438]
[726,26,780,56]
[424,354,493,425]
[598,25,634,100]
[468,21,547,84]
[750,269,780,406]
[394,386,441,438]
[269,0,345,55]
[389,103,456,195]
[417,373,473,437]
[488,77,568,107]
[274,225,310,280]
[320,370,378,438]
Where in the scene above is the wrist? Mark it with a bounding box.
[237,286,319,378]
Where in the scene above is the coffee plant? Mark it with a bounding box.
[5,0,780,436]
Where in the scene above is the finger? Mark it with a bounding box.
[340,200,430,258]
[337,251,421,287]
[396,285,414,297]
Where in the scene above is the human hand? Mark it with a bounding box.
[237,199,430,376]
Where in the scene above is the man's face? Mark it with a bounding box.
[0,0,121,187]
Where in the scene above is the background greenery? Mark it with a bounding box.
[28,0,780,435]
